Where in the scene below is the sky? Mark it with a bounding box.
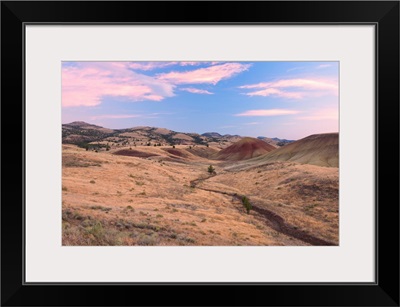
[62,61,338,140]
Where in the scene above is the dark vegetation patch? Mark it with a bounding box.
[191,134,207,145]
[90,205,112,212]
[62,126,117,149]
[159,133,176,145]
[291,183,338,199]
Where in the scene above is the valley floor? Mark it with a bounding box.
[62,144,339,246]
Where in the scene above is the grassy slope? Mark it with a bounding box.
[62,143,338,246]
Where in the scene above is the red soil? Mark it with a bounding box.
[162,148,189,158]
[215,137,276,161]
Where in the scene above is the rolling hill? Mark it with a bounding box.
[214,137,276,161]
[252,133,339,167]
[62,122,246,149]
[62,121,293,151]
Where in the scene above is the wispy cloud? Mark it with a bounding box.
[235,109,300,117]
[239,78,338,99]
[181,87,213,95]
[157,63,251,85]
[128,61,221,71]
[317,64,333,69]
[62,62,175,107]
[244,88,304,99]
[179,62,201,66]
[180,61,222,66]
[128,62,178,71]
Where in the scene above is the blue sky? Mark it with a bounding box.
[62,61,338,140]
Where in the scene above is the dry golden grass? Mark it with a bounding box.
[203,162,338,243]
[62,144,338,246]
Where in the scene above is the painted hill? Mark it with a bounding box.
[254,133,339,167]
[214,137,276,161]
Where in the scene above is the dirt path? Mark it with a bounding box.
[190,175,335,246]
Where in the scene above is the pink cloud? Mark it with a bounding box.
[181,87,213,95]
[62,62,175,107]
[128,62,178,71]
[245,88,304,99]
[235,109,300,117]
[157,63,251,85]
[180,62,222,66]
[128,61,218,70]
[317,64,333,69]
[240,78,337,90]
[180,62,202,66]
[239,78,338,99]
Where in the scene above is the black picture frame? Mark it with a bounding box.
[1,1,399,306]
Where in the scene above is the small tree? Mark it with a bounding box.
[208,165,215,175]
[242,196,252,214]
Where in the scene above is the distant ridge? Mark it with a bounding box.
[257,136,295,147]
[215,137,276,161]
[202,132,222,138]
[65,121,102,128]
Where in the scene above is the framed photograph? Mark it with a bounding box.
[1,1,399,306]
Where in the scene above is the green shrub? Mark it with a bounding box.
[242,196,252,214]
[207,165,215,174]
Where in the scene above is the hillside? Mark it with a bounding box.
[215,137,276,161]
[251,133,339,167]
[62,142,338,246]
[62,121,294,152]
[62,122,247,149]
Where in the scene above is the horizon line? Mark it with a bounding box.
[62,120,339,141]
